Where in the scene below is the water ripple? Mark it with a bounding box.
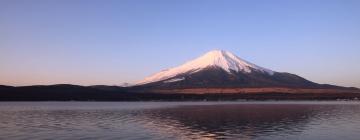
[0,102,360,140]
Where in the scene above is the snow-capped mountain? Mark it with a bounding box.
[137,50,273,85]
[135,50,324,89]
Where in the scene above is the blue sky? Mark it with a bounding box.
[1,0,359,87]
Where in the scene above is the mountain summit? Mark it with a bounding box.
[137,50,273,85]
[135,50,332,89]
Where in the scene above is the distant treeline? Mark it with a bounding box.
[0,85,359,101]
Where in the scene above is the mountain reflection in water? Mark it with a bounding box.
[137,104,317,139]
[0,102,360,140]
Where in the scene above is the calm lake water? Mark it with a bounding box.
[1,101,360,140]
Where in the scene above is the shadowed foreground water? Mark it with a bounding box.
[1,102,360,140]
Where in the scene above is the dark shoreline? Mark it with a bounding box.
[1,84,359,101]
[1,92,360,101]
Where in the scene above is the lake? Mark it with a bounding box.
[1,101,360,140]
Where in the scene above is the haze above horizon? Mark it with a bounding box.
[1,0,359,87]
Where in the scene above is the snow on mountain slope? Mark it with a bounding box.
[136,50,274,85]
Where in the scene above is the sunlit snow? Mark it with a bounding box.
[136,50,274,85]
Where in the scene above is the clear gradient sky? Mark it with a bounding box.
[1,0,359,87]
